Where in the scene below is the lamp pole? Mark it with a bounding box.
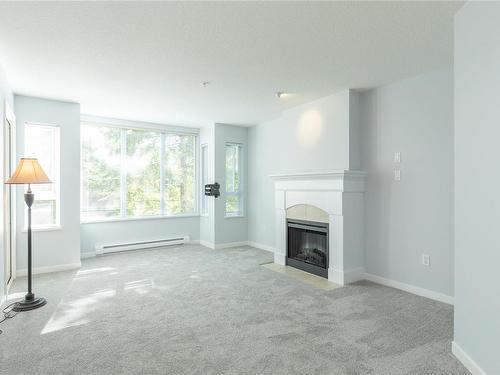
[25,184,34,302]
[5,158,50,312]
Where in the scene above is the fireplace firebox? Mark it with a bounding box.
[287,219,329,278]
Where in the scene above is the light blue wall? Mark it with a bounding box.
[0,64,14,303]
[15,95,81,271]
[214,123,248,245]
[454,2,500,373]
[199,124,215,245]
[247,90,356,248]
[360,67,454,297]
[81,216,200,253]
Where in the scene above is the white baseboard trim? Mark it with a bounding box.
[198,240,215,249]
[247,241,275,253]
[274,252,286,265]
[214,241,248,250]
[198,240,275,252]
[452,341,487,375]
[345,267,366,284]
[328,268,345,285]
[364,273,454,305]
[81,251,96,259]
[17,262,81,277]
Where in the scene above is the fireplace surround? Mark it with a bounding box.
[270,170,366,285]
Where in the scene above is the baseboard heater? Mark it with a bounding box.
[95,236,189,255]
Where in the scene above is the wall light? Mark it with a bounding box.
[296,109,324,148]
[276,91,291,99]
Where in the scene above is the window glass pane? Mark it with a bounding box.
[164,133,196,214]
[25,125,56,194]
[31,200,56,227]
[226,145,235,192]
[201,145,208,215]
[81,124,121,220]
[226,194,239,214]
[25,124,59,227]
[225,143,242,216]
[126,129,161,216]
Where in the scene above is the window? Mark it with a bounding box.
[225,143,243,216]
[201,144,208,215]
[25,123,60,228]
[81,122,197,222]
[126,129,161,216]
[164,133,196,215]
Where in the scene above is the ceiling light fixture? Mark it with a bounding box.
[276,91,284,98]
[202,81,210,87]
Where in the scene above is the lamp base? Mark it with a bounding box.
[12,296,47,312]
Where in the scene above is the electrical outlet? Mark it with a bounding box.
[422,254,430,267]
[394,152,401,163]
[394,169,401,181]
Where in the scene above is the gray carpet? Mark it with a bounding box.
[0,245,468,375]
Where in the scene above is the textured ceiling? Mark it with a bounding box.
[0,1,463,127]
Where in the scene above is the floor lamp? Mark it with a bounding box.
[5,158,52,311]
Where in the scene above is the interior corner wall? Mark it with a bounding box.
[199,124,215,245]
[213,123,248,245]
[349,90,362,170]
[0,65,14,303]
[454,2,500,373]
[360,67,454,298]
[14,95,81,272]
[247,90,352,249]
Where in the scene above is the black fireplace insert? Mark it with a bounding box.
[287,219,329,278]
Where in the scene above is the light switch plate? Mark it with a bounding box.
[394,169,401,181]
[394,152,401,163]
[422,254,430,267]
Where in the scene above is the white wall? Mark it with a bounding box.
[0,64,14,303]
[14,96,81,272]
[454,2,500,373]
[214,123,248,245]
[360,67,455,297]
[81,217,200,254]
[199,124,215,246]
[198,123,248,247]
[248,89,358,248]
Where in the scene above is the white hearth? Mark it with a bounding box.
[270,170,366,286]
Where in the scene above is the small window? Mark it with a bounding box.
[201,144,208,215]
[225,143,243,216]
[24,123,60,228]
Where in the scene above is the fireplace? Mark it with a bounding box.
[287,219,329,278]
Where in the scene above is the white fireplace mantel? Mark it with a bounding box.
[270,170,366,285]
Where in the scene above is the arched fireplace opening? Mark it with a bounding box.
[286,205,329,278]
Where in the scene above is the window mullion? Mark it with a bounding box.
[120,128,127,218]
[160,132,165,216]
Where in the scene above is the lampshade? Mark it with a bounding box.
[5,158,52,185]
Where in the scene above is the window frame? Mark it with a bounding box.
[80,121,199,223]
[200,143,209,216]
[24,122,61,230]
[224,142,244,218]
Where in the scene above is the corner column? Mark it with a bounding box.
[274,190,286,265]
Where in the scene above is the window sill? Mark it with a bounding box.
[81,213,200,224]
[22,225,62,233]
[224,214,245,219]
